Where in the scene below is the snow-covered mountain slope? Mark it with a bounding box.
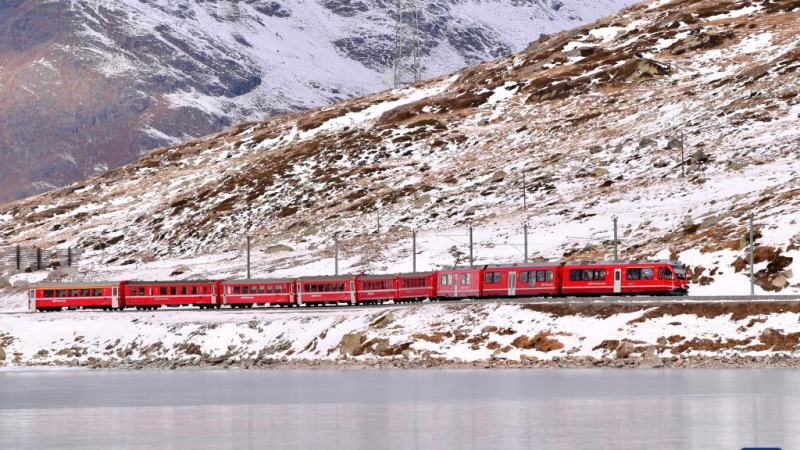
[1,0,799,296]
[0,0,636,203]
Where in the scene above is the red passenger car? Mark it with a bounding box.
[357,274,397,304]
[482,263,562,298]
[436,266,482,299]
[29,282,123,312]
[561,260,688,296]
[296,275,358,306]
[222,278,296,308]
[125,280,221,310]
[396,272,437,303]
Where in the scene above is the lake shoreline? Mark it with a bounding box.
[4,353,800,371]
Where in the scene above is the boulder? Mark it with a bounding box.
[371,313,396,329]
[653,159,669,168]
[639,138,657,148]
[265,244,293,254]
[615,341,634,359]
[339,333,366,355]
[0,277,10,290]
[588,145,604,154]
[491,170,507,182]
[667,139,683,150]
[690,149,708,164]
[639,346,663,368]
[592,168,609,177]
[0,347,5,361]
[414,194,431,208]
[170,265,191,276]
[771,275,788,289]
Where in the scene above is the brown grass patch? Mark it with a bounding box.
[512,332,565,353]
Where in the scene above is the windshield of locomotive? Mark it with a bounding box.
[672,265,686,280]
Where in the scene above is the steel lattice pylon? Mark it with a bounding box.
[393,0,421,88]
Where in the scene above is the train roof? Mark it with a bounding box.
[297,274,357,282]
[564,259,684,266]
[33,282,120,288]
[395,271,435,277]
[485,262,560,269]
[359,273,398,280]
[441,265,485,271]
[127,280,217,286]
[222,278,295,284]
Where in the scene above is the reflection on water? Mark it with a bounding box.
[0,369,797,449]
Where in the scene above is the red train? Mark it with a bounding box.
[27,260,688,312]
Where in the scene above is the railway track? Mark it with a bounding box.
[4,295,800,316]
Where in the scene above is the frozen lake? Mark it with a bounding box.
[0,369,796,449]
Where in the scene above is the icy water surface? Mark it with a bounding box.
[0,369,797,449]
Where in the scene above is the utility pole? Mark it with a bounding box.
[377,211,381,234]
[750,212,755,296]
[412,229,417,272]
[469,225,474,267]
[393,0,421,87]
[246,236,251,279]
[335,236,339,276]
[681,131,686,178]
[522,171,527,211]
[523,223,529,263]
[612,216,619,262]
[67,247,72,268]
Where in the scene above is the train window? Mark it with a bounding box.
[192,286,198,295]
[536,271,546,282]
[180,287,188,295]
[485,272,500,284]
[441,274,450,286]
[461,274,472,285]
[170,287,177,295]
[243,286,250,294]
[303,284,309,293]
[324,284,331,292]
[340,283,346,291]
[615,271,621,281]
[594,269,606,280]
[665,269,674,280]
[130,288,137,296]
[43,290,54,298]
[234,286,241,294]
[256,285,263,294]
[658,268,664,279]
[520,272,528,283]
[545,271,554,282]
[139,287,146,296]
[57,289,66,297]
[69,289,79,297]
[569,270,580,281]
[264,285,271,294]
[79,289,89,297]
[641,268,654,280]
[626,269,640,280]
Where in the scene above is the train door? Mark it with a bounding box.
[454,274,459,298]
[614,269,622,294]
[350,281,356,305]
[297,283,304,306]
[509,272,517,296]
[29,289,36,312]
[112,287,119,309]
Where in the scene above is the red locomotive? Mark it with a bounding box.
[28,260,688,312]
